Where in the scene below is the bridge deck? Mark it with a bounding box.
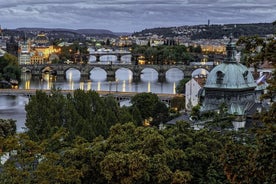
[0,89,182,100]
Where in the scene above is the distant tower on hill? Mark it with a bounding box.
[208,19,210,26]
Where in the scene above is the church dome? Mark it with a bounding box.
[204,36,256,90]
[35,33,49,46]
[205,62,256,89]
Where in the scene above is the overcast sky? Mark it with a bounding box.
[0,0,275,33]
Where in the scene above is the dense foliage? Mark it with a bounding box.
[0,53,21,87]
[131,45,198,65]
[1,85,275,183]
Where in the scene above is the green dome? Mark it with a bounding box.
[204,62,256,90]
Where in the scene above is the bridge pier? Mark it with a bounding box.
[56,75,66,82]
[96,55,100,62]
[132,65,142,82]
[31,70,41,76]
[158,73,166,82]
[80,74,90,82]
[106,68,116,81]
[117,54,122,62]
[158,66,166,82]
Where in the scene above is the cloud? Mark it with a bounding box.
[0,0,275,32]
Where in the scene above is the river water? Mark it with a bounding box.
[0,55,206,132]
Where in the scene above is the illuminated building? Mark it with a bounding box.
[18,40,31,65]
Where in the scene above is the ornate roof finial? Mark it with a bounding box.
[225,33,237,63]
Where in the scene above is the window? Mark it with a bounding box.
[216,71,224,84]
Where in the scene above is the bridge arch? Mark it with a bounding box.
[115,68,133,81]
[191,68,209,77]
[41,66,54,73]
[166,68,184,81]
[65,68,81,81]
[21,66,32,73]
[64,66,81,74]
[120,54,132,63]
[141,68,159,81]
[90,67,107,81]
[99,55,117,62]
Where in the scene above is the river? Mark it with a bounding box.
[0,55,207,132]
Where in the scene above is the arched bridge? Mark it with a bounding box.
[89,50,131,62]
[20,63,213,82]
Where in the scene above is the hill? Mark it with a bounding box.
[133,23,276,39]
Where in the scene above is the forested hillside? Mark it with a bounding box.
[133,23,276,39]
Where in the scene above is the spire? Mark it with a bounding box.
[225,34,237,63]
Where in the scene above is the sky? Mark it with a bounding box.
[0,0,276,33]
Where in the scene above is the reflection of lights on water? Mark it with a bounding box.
[70,81,74,90]
[147,82,151,92]
[68,72,72,81]
[97,82,101,91]
[122,80,126,92]
[173,82,176,94]
[24,80,30,89]
[80,82,84,90]
[128,71,132,81]
[87,81,91,91]
[47,80,51,90]
[67,71,74,90]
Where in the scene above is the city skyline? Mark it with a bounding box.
[0,0,276,33]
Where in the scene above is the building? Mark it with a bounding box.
[18,40,31,65]
[200,36,260,128]
[185,76,206,110]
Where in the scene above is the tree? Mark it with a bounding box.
[176,78,190,94]
[100,122,193,183]
[131,92,168,126]
[236,35,265,74]
[25,89,122,142]
[0,119,16,138]
[170,96,185,111]
[0,53,21,84]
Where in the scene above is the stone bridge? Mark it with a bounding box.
[20,63,213,82]
[89,50,131,62]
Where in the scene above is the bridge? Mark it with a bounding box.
[89,49,131,62]
[20,63,213,82]
[0,89,183,105]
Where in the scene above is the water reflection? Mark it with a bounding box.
[19,67,184,94]
[0,96,28,132]
[89,54,131,63]
[166,68,184,82]
[116,68,133,81]
[141,68,158,82]
[90,68,106,81]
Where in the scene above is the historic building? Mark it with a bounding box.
[18,33,60,64]
[200,36,259,126]
[18,40,31,65]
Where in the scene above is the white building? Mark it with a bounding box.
[18,41,31,65]
[185,78,203,111]
[0,48,6,57]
